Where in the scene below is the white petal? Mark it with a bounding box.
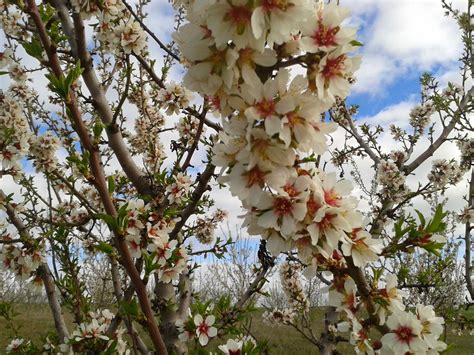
[251,7,266,39]
[264,115,282,136]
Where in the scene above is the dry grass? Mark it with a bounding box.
[1,304,473,354]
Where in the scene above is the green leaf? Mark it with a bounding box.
[423,242,445,256]
[22,38,44,61]
[350,40,364,47]
[414,209,426,228]
[95,242,114,255]
[107,176,115,195]
[64,60,83,91]
[426,205,446,233]
[94,213,118,230]
[119,300,140,318]
[93,119,104,141]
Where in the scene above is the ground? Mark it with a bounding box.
[1,304,473,354]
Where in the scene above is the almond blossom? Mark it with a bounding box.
[314,47,361,103]
[341,227,382,267]
[207,0,263,50]
[194,314,218,346]
[251,0,311,46]
[299,2,356,53]
[218,338,243,354]
[381,311,428,354]
[256,176,310,237]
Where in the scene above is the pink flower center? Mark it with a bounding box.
[312,22,340,47]
[244,166,266,187]
[225,6,252,28]
[208,95,221,110]
[198,322,210,335]
[306,196,322,216]
[238,47,255,66]
[324,189,341,207]
[317,213,336,231]
[321,55,346,79]
[2,151,12,161]
[394,325,416,345]
[283,183,299,198]
[256,98,276,118]
[273,197,293,216]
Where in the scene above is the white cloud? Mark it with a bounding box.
[350,0,466,94]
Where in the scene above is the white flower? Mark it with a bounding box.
[218,338,243,354]
[375,274,407,325]
[341,228,382,267]
[415,304,445,349]
[251,0,311,46]
[0,47,13,69]
[194,314,218,346]
[328,278,358,315]
[113,20,146,55]
[381,310,428,354]
[257,176,310,237]
[207,0,264,50]
[166,173,192,204]
[299,2,355,53]
[227,162,289,206]
[307,205,353,251]
[6,338,25,353]
[315,47,361,102]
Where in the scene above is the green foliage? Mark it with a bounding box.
[387,205,447,256]
[45,61,83,100]
[22,38,43,61]
[0,302,21,336]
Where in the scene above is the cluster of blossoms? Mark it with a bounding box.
[0,3,26,39]
[335,274,447,354]
[279,261,309,313]
[59,309,129,354]
[129,103,166,167]
[0,238,45,281]
[377,159,408,202]
[29,131,61,174]
[263,307,296,325]
[174,1,449,352]
[52,201,89,225]
[156,81,194,115]
[175,0,379,271]
[166,172,192,204]
[123,199,188,283]
[176,311,218,346]
[458,206,474,224]
[380,305,446,354]
[177,115,203,146]
[5,338,34,354]
[193,208,227,244]
[72,0,146,55]
[409,101,435,134]
[0,93,31,180]
[428,159,464,190]
[457,138,473,169]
